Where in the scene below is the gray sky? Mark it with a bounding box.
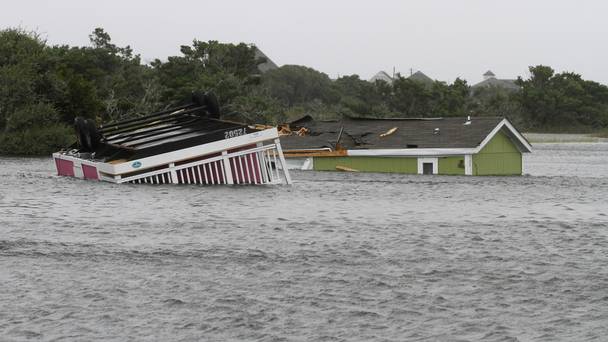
[3,0,608,85]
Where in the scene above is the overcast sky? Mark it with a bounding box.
[3,0,607,84]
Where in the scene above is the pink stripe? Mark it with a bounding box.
[82,164,98,180]
[55,158,74,177]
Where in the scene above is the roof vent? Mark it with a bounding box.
[433,128,440,135]
[464,116,471,125]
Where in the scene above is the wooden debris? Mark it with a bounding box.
[335,165,359,172]
[251,124,274,130]
[283,149,347,158]
[278,124,292,136]
[380,127,398,137]
[296,127,309,136]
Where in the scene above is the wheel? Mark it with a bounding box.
[84,119,101,151]
[191,91,206,108]
[74,117,89,151]
[74,117,100,152]
[204,92,220,118]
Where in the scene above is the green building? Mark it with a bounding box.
[280,116,532,176]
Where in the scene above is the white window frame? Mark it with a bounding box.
[417,157,438,175]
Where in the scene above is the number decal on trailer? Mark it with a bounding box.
[224,127,247,139]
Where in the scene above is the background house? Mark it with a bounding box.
[368,70,433,85]
[369,71,394,84]
[471,70,520,92]
[253,46,279,73]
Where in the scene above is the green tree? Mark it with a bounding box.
[152,40,263,107]
[516,65,608,130]
[262,65,338,107]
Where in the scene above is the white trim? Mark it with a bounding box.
[282,157,314,170]
[475,119,532,153]
[347,148,476,157]
[221,151,234,185]
[73,162,84,178]
[93,128,279,175]
[503,119,533,152]
[274,138,292,184]
[417,157,438,175]
[464,154,473,176]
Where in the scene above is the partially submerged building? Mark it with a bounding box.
[280,116,531,176]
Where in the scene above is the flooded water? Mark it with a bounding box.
[1,143,607,341]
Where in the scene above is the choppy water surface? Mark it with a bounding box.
[1,143,607,341]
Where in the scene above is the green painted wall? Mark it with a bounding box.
[438,156,465,175]
[313,156,417,173]
[311,131,522,176]
[472,131,522,175]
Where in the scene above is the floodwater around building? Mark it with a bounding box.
[1,142,607,341]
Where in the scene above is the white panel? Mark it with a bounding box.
[464,154,473,176]
[417,157,438,175]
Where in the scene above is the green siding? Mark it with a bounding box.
[310,130,522,176]
[313,156,417,173]
[473,131,522,175]
[438,156,465,175]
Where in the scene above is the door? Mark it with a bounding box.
[422,162,434,175]
[417,157,438,175]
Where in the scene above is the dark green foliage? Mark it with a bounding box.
[262,65,338,107]
[151,40,262,106]
[0,27,162,155]
[5,102,59,132]
[1,27,607,155]
[517,65,608,130]
[0,124,73,155]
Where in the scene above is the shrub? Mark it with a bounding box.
[0,124,73,155]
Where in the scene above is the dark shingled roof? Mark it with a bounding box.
[253,47,278,73]
[472,77,520,91]
[280,116,508,150]
[408,71,434,85]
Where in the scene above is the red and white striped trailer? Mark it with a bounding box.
[53,92,292,185]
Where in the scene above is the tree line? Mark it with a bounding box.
[1,27,607,155]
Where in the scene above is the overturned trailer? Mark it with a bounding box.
[53,92,292,185]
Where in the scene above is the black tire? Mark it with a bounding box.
[74,117,89,151]
[74,117,100,152]
[191,91,206,108]
[204,92,220,119]
[84,119,101,151]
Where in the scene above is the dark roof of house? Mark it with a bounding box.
[408,71,434,84]
[280,116,511,150]
[369,71,394,83]
[253,47,278,73]
[472,77,520,91]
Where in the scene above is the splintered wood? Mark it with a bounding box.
[278,125,291,136]
[295,127,309,136]
[278,125,309,137]
[380,127,398,137]
[335,165,359,172]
